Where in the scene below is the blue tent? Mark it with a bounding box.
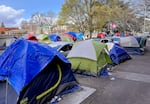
[66,32,77,41]
[49,34,61,42]
[0,39,78,104]
[76,33,84,41]
[111,36,120,44]
[107,43,131,64]
[134,36,141,44]
[66,32,76,38]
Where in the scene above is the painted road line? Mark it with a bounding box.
[113,71,150,83]
[58,86,96,104]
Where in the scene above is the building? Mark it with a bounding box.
[0,27,19,34]
[0,28,5,34]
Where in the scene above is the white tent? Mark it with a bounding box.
[119,36,139,47]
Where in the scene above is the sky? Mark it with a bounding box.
[0,0,64,27]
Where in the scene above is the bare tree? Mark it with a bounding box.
[130,0,150,32]
[29,11,57,33]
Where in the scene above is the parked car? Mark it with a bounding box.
[49,42,74,57]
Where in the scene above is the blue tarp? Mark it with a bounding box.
[0,39,76,95]
[109,44,131,64]
[49,34,61,42]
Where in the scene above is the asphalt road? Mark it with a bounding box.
[77,40,150,104]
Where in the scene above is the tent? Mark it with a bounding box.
[0,39,78,104]
[119,36,139,47]
[61,34,75,41]
[49,34,61,42]
[139,36,147,49]
[112,36,144,55]
[27,34,38,42]
[97,33,106,38]
[111,36,120,44]
[39,34,52,44]
[67,40,112,76]
[115,32,120,36]
[134,36,141,44]
[66,31,77,41]
[119,36,144,55]
[106,43,131,64]
[65,32,84,41]
[134,36,147,49]
[134,36,147,52]
[60,35,73,42]
[75,33,84,41]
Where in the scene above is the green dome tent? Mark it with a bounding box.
[39,34,52,44]
[67,40,112,76]
[60,35,74,42]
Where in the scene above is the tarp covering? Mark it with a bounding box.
[0,39,78,103]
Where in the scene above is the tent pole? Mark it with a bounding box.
[5,78,8,104]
